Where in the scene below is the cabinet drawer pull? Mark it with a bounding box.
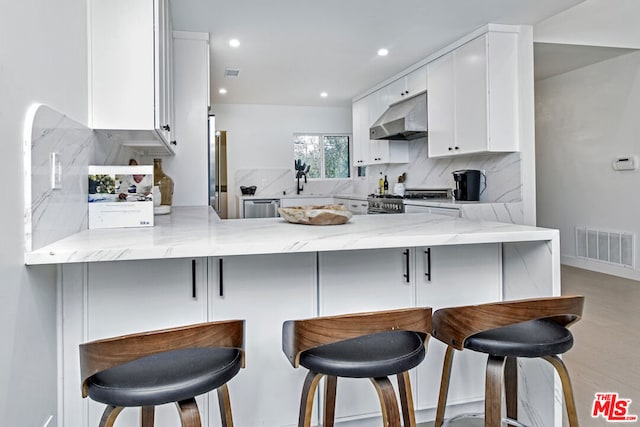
[403,249,410,283]
[424,249,431,282]
[162,124,171,132]
[219,258,224,297]
[191,259,197,298]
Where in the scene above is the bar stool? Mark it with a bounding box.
[282,307,432,427]
[431,296,584,427]
[79,320,245,427]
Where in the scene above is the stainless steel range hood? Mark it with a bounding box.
[369,91,427,141]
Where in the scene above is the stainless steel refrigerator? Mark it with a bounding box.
[208,116,228,218]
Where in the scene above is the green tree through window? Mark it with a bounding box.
[294,134,350,179]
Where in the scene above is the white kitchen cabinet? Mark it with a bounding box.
[336,197,368,215]
[89,0,175,155]
[369,139,409,164]
[427,32,518,158]
[367,90,409,164]
[84,258,208,427]
[318,248,415,423]
[208,254,317,427]
[404,203,460,217]
[379,77,407,109]
[380,66,428,107]
[405,65,428,97]
[352,97,371,167]
[352,91,409,166]
[280,196,335,207]
[414,244,501,410]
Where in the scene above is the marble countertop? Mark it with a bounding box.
[25,206,556,265]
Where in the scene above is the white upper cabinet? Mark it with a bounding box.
[427,31,519,157]
[352,92,409,166]
[351,97,370,167]
[89,0,175,155]
[382,66,428,107]
[405,65,428,96]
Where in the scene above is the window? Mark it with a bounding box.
[293,134,350,179]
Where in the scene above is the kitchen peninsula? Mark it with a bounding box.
[28,206,563,427]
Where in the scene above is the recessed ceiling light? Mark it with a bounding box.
[229,39,240,48]
[377,48,389,57]
[219,88,227,94]
[320,92,328,98]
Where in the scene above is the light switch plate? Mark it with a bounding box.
[50,152,62,189]
[612,155,637,171]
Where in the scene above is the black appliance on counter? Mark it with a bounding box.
[367,188,453,214]
[452,170,486,201]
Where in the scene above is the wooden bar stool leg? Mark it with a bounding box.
[485,355,506,427]
[176,397,202,427]
[504,357,518,426]
[370,376,401,427]
[217,383,234,427]
[299,371,323,427]
[99,405,124,427]
[397,371,416,427]
[141,406,155,427]
[323,375,338,427]
[435,346,455,427]
[543,355,580,427]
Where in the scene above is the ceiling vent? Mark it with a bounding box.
[224,68,240,78]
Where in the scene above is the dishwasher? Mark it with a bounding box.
[243,199,280,218]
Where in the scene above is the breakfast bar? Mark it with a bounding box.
[27,207,563,427]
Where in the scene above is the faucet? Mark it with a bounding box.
[295,159,310,195]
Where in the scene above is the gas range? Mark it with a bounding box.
[367,188,453,214]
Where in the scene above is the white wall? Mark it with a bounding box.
[536,51,640,281]
[211,104,352,218]
[0,1,88,425]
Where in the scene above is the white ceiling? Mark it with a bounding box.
[170,0,586,107]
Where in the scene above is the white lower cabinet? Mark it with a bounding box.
[61,246,504,427]
[84,258,208,427]
[208,253,317,427]
[414,244,502,411]
[280,197,335,208]
[318,248,414,423]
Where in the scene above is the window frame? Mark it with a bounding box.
[293,132,351,180]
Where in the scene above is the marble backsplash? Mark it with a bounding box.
[236,139,521,203]
[354,138,522,202]
[24,104,135,252]
[235,169,354,197]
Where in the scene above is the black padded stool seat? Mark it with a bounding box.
[431,296,584,427]
[86,347,242,407]
[299,330,425,378]
[283,308,432,427]
[464,319,574,358]
[80,320,245,427]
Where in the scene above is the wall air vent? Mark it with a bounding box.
[224,68,240,78]
[575,227,634,268]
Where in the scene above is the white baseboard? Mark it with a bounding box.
[561,255,640,282]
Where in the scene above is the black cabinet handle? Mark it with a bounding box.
[162,124,171,132]
[191,259,197,298]
[170,140,177,146]
[403,249,410,283]
[219,258,224,297]
[424,248,431,281]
